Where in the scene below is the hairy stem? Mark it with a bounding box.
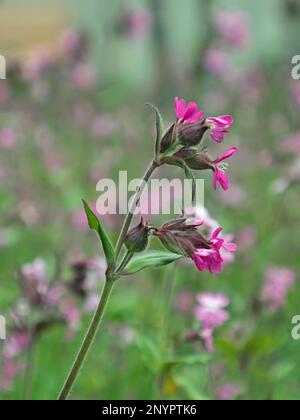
[58,160,159,400]
[115,160,159,259]
[58,277,115,400]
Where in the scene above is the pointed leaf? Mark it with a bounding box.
[146,103,163,157]
[124,251,182,275]
[82,200,115,268]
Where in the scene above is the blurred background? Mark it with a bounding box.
[0,0,300,400]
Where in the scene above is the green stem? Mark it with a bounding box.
[58,277,115,400]
[115,251,133,274]
[115,160,159,260]
[58,160,159,400]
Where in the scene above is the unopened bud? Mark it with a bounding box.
[174,148,214,171]
[125,219,150,253]
[160,123,176,153]
[177,121,208,147]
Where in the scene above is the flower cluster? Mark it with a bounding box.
[152,217,236,274]
[160,97,237,191]
[0,257,105,392]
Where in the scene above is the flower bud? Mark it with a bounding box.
[160,123,176,153]
[125,219,150,253]
[174,148,214,171]
[177,121,208,147]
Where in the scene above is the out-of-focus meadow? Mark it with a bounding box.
[1,0,300,400]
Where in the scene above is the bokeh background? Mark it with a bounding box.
[1,0,300,400]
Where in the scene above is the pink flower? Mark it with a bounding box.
[174,97,204,123]
[20,258,49,305]
[261,266,296,312]
[0,128,17,150]
[59,299,81,340]
[123,9,152,40]
[214,11,250,47]
[90,114,116,138]
[212,147,238,191]
[216,383,241,400]
[205,115,234,143]
[193,227,236,274]
[69,63,97,90]
[155,218,236,275]
[60,28,82,54]
[3,331,30,359]
[175,291,194,314]
[22,50,54,81]
[195,293,230,352]
[203,48,233,79]
[0,360,25,391]
[281,131,300,154]
[291,83,300,110]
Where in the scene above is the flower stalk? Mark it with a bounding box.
[58,276,115,400]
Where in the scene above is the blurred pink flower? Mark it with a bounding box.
[214,10,250,47]
[206,115,234,143]
[3,331,30,359]
[203,48,233,79]
[217,183,246,207]
[69,63,97,90]
[22,50,54,81]
[235,226,257,250]
[184,206,219,231]
[291,83,300,110]
[90,114,116,138]
[195,293,230,352]
[0,128,17,150]
[71,101,94,127]
[123,9,152,40]
[262,266,296,312]
[59,299,81,340]
[175,291,194,314]
[281,131,300,154]
[240,69,265,105]
[216,383,241,400]
[0,360,25,391]
[43,153,63,172]
[60,28,82,54]
[20,258,49,305]
[84,294,100,313]
[174,97,205,123]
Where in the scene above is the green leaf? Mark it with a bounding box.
[135,335,161,373]
[174,375,211,400]
[146,103,163,157]
[82,200,115,268]
[124,251,182,274]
